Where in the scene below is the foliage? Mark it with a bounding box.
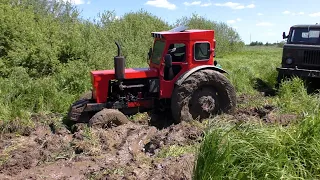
[194,109,320,179]
[0,0,244,133]
[193,48,320,179]
[175,14,245,56]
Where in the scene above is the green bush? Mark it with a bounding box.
[175,14,244,57]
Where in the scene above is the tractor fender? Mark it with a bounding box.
[175,65,228,86]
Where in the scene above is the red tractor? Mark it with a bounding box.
[68,26,237,128]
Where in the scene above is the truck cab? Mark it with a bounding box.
[277,24,320,85]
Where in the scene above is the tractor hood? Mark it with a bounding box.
[91,67,159,79]
[90,67,159,103]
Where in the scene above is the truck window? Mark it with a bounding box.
[194,42,210,60]
[290,28,320,44]
[168,43,186,62]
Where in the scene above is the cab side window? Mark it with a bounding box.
[168,43,186,62]
[194,42,210,60]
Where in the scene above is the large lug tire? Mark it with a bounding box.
[89,108,130,129]
[171,69,237,123]
[67,90,93,123]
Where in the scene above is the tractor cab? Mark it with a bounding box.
[147,26,221,98]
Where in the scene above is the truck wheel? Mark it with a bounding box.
[89,109,130,129]
[171,69,236,123]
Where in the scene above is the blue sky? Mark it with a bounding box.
[66,0,320,44]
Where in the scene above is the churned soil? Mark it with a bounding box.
[0,116,204,180]
[0,95,298,180]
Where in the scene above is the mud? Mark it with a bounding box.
[235,94,298,125]
[0,95,298,180]
[0,116,204,180]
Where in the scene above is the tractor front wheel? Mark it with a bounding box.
[171,69,236,123]
[89,109,131,129]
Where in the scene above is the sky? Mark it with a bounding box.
[64,0,320,44]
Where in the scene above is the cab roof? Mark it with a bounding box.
[291,24,320,28]
[151,26,214,41]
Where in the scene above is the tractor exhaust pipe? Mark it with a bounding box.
[114,41,125,80]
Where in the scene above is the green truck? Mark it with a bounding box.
[277,24,320,88]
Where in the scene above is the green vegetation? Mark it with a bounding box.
[2,0,320,179]
[193,47,320,179]
[0,0,243,133]
[157,144,198,158]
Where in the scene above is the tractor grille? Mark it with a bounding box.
[303,50,320,65]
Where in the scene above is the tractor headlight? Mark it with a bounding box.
[285,58,293,65]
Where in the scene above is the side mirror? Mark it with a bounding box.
[283,32,288,39]
[164,54,172,68]
[209,48,215,57]
[148,47,152,59]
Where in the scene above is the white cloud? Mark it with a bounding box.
[283,10,305,16]
[200,2,212,6]
[309,12,320,17]
[246,4,255,8]
[227,18,242,24]
[256,22,274,26]
[227,20,236,24]
[257,13,263,16]
[184,1,201,6]
[282,11,296,16]
[145,0,176,10]
[283,10,291,15]
[183,1,212,7]
[214,2,255,9]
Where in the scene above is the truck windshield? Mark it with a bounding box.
[151,40,165,65]
[290,28,320,44]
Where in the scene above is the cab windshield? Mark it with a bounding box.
[289,28,320,45]
[151,40,165,65]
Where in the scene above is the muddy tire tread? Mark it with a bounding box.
[171,69,236,123]
[89,109,130,129]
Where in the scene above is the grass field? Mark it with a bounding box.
[193,46,320,180]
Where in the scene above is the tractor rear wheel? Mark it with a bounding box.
[89,109,130,129]
[171,69,236,123]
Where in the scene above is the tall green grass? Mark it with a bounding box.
[218,46,282,94]
[193,78,320,179]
